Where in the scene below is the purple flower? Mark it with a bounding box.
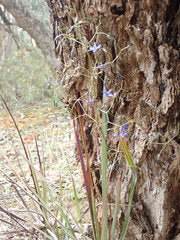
[103,87,116,97]
[85,99,96,103]
[96,65,108,69]
[113,125,128,137]
[88,43,102,53]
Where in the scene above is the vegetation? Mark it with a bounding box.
[0,95,136,239]
[0,0,59,110]
[0,0,179,240]
[0,48,60,110]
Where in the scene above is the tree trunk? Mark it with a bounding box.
[48,1,179,239]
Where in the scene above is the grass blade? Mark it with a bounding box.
[119,139,137,240]
[101,110,108,240]
[73,118,99,240]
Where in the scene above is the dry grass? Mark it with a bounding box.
[0,104,87,239]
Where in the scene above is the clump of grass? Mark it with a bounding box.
[0,96,89,239]
[69,80,137,239]
[0,22,137,239]
[1,81,137,240]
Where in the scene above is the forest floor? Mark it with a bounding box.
[0,104,87,239]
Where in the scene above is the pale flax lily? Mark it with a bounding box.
[113,125,128,137]
[85,99,96,103]
[96,65,108,69]
[88,43,102,53]
[103,87,116,97]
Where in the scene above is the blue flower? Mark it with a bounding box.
[113,125,128,137]
[88,43,102,53]
[96,65,108,69]
[85,99,96,103]
[103,87,116,97]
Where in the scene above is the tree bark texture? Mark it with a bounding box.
[47,1,179,239]
[0,0,57,69]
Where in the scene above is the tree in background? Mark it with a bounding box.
[0,0,57,69]
[47,1,179,239]
[0,0,60,108]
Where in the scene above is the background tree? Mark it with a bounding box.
[47,1,179,239]
[0,0,57,69]
[0,0,61,108]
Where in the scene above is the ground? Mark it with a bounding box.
[0,104,87,239]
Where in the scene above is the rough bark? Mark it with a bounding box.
[48,1,179,239]
[0,0,57,69]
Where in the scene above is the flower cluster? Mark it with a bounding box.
[88,43,102,53]
[113,125,128,137]
[85,99,96,103]
[96,65,108,69]
[85,43,115,103]
[103,87,116,97]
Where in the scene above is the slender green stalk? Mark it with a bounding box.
[120,140,136,172]
[101,110,108,240]
[91,191,101,240]
[119,139,137,240]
